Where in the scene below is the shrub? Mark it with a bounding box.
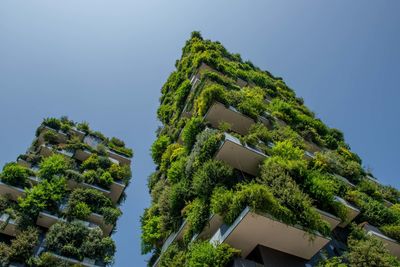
[43,130,59,144]
[182,198,209,241]
[192,160,233,198]
[0,227,39,265]
[42,118,61,131]
[45,221,115,263]
[38,154,70,180]
[19,179,67,219]
[158,243,186,267]
[235,87,266,119]
[141,206,163,254]
[99,171,113,188]
[108,164,131,184]
[181,116,204,150]
[167,157,187,184]
[381,225,400,242]
[211,183,290,225]
[195,84,228,116]
[1,162,29,187]
[186,241,239,267]
[151,135,171,165]
[81,154,100,171]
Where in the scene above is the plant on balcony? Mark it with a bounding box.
[42,130,59,145]
[151,135,171,165]
[233,86,267,119]
[19,178,67,220]
[141,205,163,254]
[108,163,131,184]
[45,221,115,264]
[182,198,209,241]
[0,162,32,187]
[185,241,239,267]
[195,84,228,116]
[181,116,205,150]
[318,225,400,267]
[38,154,70,180]
[0,227,39,265]
[108,137,133,157]
[65,188,121,225]
[158,242,186,267]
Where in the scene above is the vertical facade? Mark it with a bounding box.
[142,32,400,266]
[0,117,133,266]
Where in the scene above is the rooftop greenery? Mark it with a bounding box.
[142,32,400,266]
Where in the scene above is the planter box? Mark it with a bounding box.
[210,207,330,260]
[215,133,267,176]
[204,102,255,135]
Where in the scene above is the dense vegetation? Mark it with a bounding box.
[142,32,400,266]
[0,117,133,266]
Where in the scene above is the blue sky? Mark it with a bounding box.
[0,1,399,266]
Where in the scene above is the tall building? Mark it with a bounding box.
[142,32,400,267]
[0,117,133,266]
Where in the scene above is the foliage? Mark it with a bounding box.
[66,188,120,224]
[108,163,131,184]
[0,162,30,187]
[38,154,70,180]
[195,84,228,116]
[151,135,171,165]
[181,116,205,150]
[381,225,400,242]
[192,160,233,198]
[108,137,133,157]
[19,178,67,219]
[182,198,209,241]
[141,205,163,254]
[158,243,186,267]
[45,221,115,263]
[43,130,59,145]
[186,241,239,267]
[0,227,39,265]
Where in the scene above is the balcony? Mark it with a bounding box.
[107,149,131,165]
[0,213,18,237]
[74,149,92,162]
[38,144,74,158]
[0,181,25,201]
[87,213,113,236]
[210,207,330,260]
[36,211,66,229]
[38,252,105,267]
[196,214,224,241]
[334,174,356,188]
[215,133,267,176]
[37,126,68,145]
[317,209,341,230]
[363,223,400,258]
[204,102,255,135]
[334,196,360,227]
[69,127,86,140]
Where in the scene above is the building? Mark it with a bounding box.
[0,117,133,266]
[141,32,400,267]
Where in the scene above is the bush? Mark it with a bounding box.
[181,116,204,150]
[45,221,115,263]
[158,243,186,267]
[186,241,239,267]
[151,135,171,165]
[381,225,400,242]
[19,179,67,219]
[81,154,100,171]
[195,84,228,116]
[43,130,59,144]
[108,164,131,184]
[141,206,163,254]
[0,227,39,265]
[192,160,233,198]
[211,183,290,225]
[99,171,113,188]
[42,118,61,131]
[182,198,209,241]
[1,162,29,187]
[38,154,70,180]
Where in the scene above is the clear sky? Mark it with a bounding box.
[0,1,399,266]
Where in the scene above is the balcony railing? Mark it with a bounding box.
[363,223,400,258]
[204,102,255,135]
[210,207,330,260]
[215,133,267,176]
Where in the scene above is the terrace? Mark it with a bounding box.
[37,126,68,145]
[214,133,267,176]
[210,207,330,260]
[0,181,25,201]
